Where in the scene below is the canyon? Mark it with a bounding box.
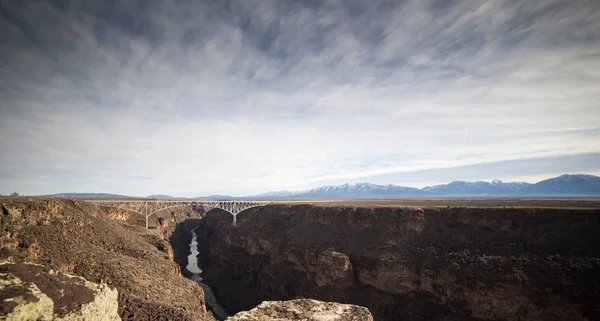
[196,204,600,320]
[2,197,600,320]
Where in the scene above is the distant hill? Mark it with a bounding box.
[147,194,178,199]
[51,193,135,199]
[253,190,298,198]
[49,193,235,200]
[255,174,600,199]
[193,195,234,201]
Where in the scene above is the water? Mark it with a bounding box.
[187,228,229,320]
[186,230,203,274]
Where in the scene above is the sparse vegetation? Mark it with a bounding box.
[0,198,210,320]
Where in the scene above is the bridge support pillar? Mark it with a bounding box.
[232,214,237,227]
[145,216,149,229]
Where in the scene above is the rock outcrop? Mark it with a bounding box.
[0,261,120,320]
[198,204,600,321]
[227,299,373,321]
[316,250,354,288]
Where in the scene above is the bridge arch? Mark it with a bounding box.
[91,200,270,228]
[204,203,266,226]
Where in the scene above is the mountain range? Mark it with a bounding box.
[48,174,600,199]
[253,174,600,199]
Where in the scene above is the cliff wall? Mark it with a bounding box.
[199,205,600,320]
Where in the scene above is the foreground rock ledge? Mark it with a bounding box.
[0,261,120,321]
[227,299,373,321]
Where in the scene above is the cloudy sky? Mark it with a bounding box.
[1,0,599,196]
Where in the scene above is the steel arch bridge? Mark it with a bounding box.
[87,200,270,228]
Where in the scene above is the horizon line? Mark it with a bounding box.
[21,173,599,198]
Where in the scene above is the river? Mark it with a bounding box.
[187,228,229,320]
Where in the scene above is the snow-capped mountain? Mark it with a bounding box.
[295,183,422,198]
[527,174,600,195]
[253,174,600,199]
[422,180,530,195]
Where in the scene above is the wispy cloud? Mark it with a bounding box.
[0,0,599,196]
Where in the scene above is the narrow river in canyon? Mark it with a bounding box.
[187,228,229,320]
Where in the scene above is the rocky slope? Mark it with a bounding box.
[197,204,600,320]
[0,197,212,320]
[0,261,120,320]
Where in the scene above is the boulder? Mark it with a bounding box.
[227,299,373,321]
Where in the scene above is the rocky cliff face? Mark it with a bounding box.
[0,261,120,320]
[226,299,373,321]
[198,205,600,320]
[0,198,211,320]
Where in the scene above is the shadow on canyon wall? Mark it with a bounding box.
[192,204,600,321]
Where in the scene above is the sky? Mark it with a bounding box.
[0,0,599,197]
